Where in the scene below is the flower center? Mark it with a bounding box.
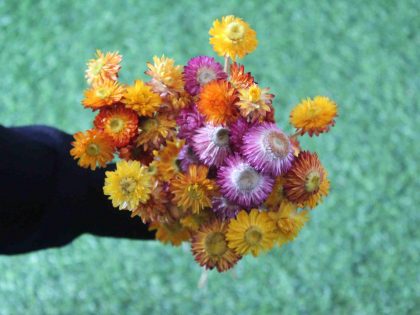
[234,166,260,191]
[109,117,125,133]
[92,60,104,75]
[95,87,112,99]
[187,184,202,200]
[277,217,295,235]
[140,118,158,132]
[265,131,291,159]
[204,232,228,256]
[86,143,100,156]
[225,22,245,42]
[120,177,137,195]
[244,226,263,246]
[196,67,217,85]
[305,170,322,193]
[248,85,261,103]
[212,127,230,147]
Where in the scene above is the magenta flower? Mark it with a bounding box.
[176,104,204,140]
[178,144,200,172]
[229,116,257,151]
[217,154,274,208]
[241,122,294,176]
[192,124,232,167]
[211,196,241,220]
[183,56,227,95]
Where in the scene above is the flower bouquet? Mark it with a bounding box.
[71,16,338,272]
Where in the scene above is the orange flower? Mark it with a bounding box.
[82,80,125,110]
[230,63,254,89]
[94,106,138,147]
[283,151,330,208]
[85,50,122,86]
[191,219,241,272]
[171,165,216,214]
[290,96,338,136]
[70,129,114,170]
[197,80,239,125]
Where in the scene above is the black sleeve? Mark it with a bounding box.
[0,125,155,255]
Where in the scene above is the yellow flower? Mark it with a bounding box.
[290,96,338,136]
[171,165,216,214]
[268,201,309,246]
[191,219,242,272]
[123,80,161,117]
[82,80,125,110]
[136,114,177,150]
[226,209,277,257]
[150,221,191,246]
[70,129,114,170]
[146,55,184,95]
[85,50,122,86]
[103,160,152,211]
[209,15,258,60]
[237,84,274,122]
[153,139,184,181]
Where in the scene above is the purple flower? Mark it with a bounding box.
[211,196,241,220]
[183,56,227,95]
[178,144,200,172]
[241,122,294,176]
[192,124,232,167]
[176,104,204,140]
[217,154,274,208]
[229,117,257,151]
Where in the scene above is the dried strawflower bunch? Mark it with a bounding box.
[71,15,338,272]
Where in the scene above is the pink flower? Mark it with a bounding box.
[241,122,294,176]
[183,56,227,95]
[217,154,274,208]
[192,124,232,167]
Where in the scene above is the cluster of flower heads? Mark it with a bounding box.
[71,15,338,272]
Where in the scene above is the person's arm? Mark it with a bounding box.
[0,125,155,255]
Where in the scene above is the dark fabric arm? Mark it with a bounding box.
[0,125,155,255]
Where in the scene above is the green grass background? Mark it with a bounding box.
[0,0,419,314]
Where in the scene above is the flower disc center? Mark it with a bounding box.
[205,232,228,256]
[120,177,137,195]
[266,131,290,159]
[140,118,158,132]
[213,127,230,147]
[226,22,245,42]
[109,117,125,133]
[244,226,262,246]
[196,67,217,85]
[235,167,260,191]
[187,184,201,200]
[86,143,100,156]
[305,171,321,193]
[95,87,111,99]
[249,85,261,103]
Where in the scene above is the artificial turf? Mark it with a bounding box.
[0,0,418,314]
